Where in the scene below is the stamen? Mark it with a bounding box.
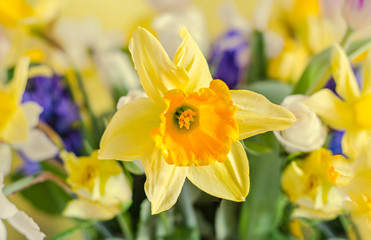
[175,108,196,129]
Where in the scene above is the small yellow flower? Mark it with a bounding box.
[99,27,295,214]
[306,44,371,158]
[62,151,132,220]
[282,148,344,220]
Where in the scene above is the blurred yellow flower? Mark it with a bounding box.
[99,26,295,214]
[0,0,33,28]
[306,44,371,158]
[0,57,31,143]
[0,0,65,28]
[62,151,132,220]
[282,148,344,219]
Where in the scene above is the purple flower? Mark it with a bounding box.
[325,67,362,98]
[328,130,345,155]
[209,30,249,89]
[324,67,360,156]
[22,73,83,155]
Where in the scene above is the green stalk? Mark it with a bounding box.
[340,214,361,240]
[3,176,36,196]
[341,27,356,50]
[160,211,171,235]
[178,182,200,240]
[117,212,134,240]
[73,70,102,149]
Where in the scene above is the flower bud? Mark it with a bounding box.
[342,0,371,30]
[275,95,327,153]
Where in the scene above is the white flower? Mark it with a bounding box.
[320,0,371,30]
[0,173,45,240]
[152,6,209,58]
[146,0,191,12]
[52,17,125,70]
[12,102,59,162]
[98,51,141,92]
[342,0,371,30]
[274,95,327,153]
[0,64,58,176]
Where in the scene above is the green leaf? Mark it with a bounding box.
[243,141,271,155]
[123,161,144,175]
[247,31,267,83]
[19,180,72,215]
[292,37,371,95]
[346,37,371,59]
[51,220,96,240]
[292,48,331,95]
[163,227,194,240]
[247,80,292,104]
[215,200,239,240]
[239,132,285,240]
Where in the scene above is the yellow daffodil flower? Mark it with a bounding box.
[62,151,132,220]
[0,57,31,143]
[333,143,371,232]
[306,44,371,158]
[282,148,344,220]
[99,27,295,214]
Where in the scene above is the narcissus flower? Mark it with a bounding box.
[62,151,132,220]
[99,27,295,214]
[281,148,344,220]
[0,59,58,176]
[306,44,371,158]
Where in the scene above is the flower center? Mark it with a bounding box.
[354,93,371,129]
[152,80,239,166]
[175,107,197,129]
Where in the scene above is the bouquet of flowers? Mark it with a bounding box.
[1,0,371,239]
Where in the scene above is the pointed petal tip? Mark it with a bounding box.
[179,25,189,38]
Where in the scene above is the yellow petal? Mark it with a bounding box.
[0,0,33,27]
[186,141,249,201]
[129,27,190,106]
[230,90,296,140]
[331,44,360,102]
[142,148,188,214]
[306,89,354,130]
[361,53,371,96]
[173,27,212,92]
[63,199,120,220]
[6,57,30,103]
[342,130,368,158]
[99,97,161,161]
[2,107,28,143]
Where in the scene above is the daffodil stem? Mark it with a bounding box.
[341,27,355,51]
[340,213,361,240]
[317,222,336,238]
[95,222,113,238]
[160,212,171,235]
[73,70,101,149]
[117,211,134,240]
[178,182,200,240]
[3,172,71,196]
